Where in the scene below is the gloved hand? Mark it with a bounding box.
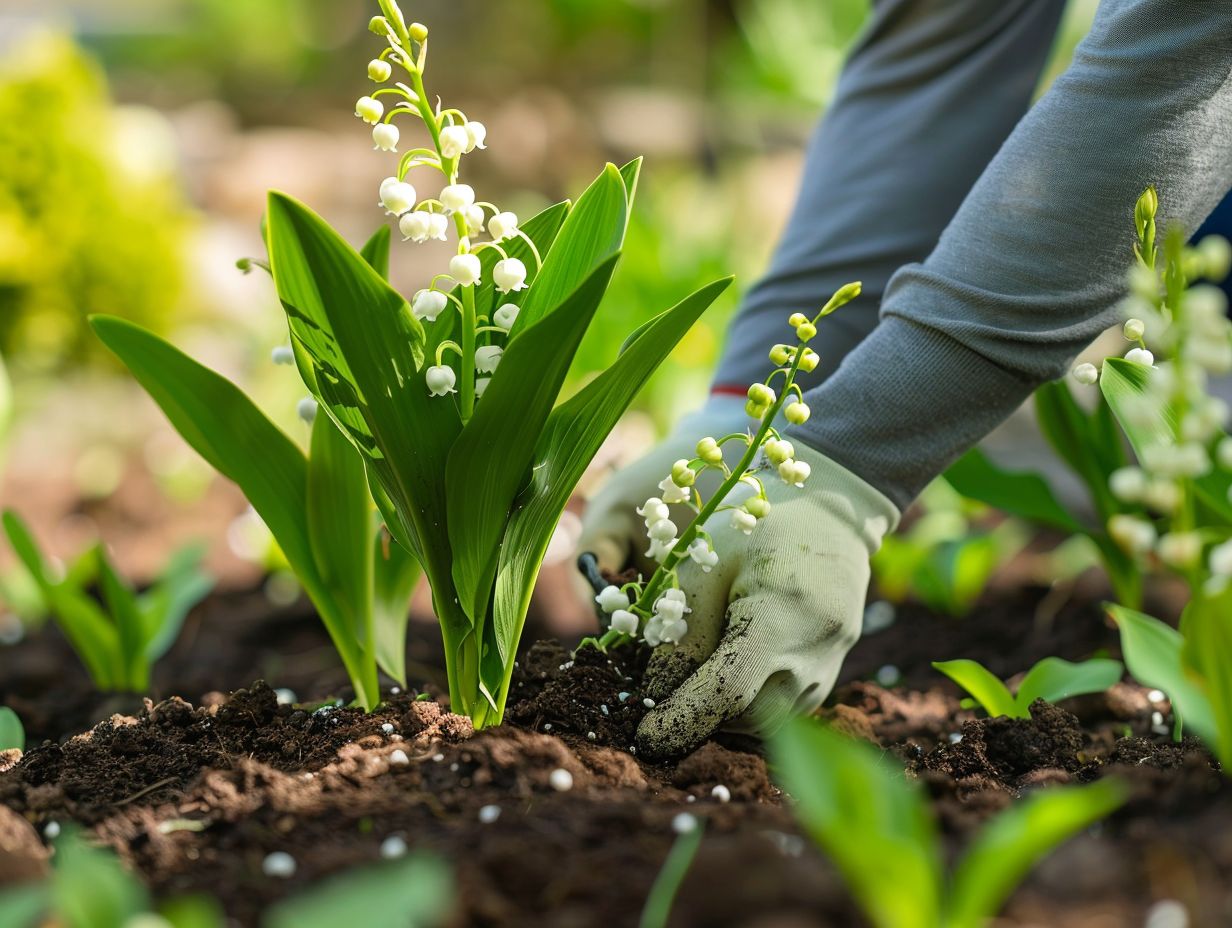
[578,395,753,577]
[634,442,899,759]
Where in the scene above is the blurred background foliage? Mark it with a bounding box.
[0,0,1097,594]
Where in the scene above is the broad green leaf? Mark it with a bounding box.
[488,278,731,707]
[3,510,120,688]
[1015,657,1123,710]
[0,885,48,928]
[1180,590,1232,766]
[1033,382,1118,520]
[447,255,621,629]
[263,854,453,928]
[94,545,148,691]
[0,706,23,751]
[932,660,1019,718]
[1108,604,1218,741]
[139,544,213,661]
[943,450,1082,534]
[372,527,421,688]
[947,779,1126,928]
[618,156,643,202]
[90,317,325,604]
[308,414,378,709]
[1099,357,1175,459]
[360,225,392,279]
[771,716,942,928]
[51,829,149,928]
[508,163,630,336]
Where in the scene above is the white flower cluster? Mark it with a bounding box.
[594,585,691,646]
[361,3,534,401]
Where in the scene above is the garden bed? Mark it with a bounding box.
[1,585,1228,927]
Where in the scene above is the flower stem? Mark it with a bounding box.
[460,285,477,422]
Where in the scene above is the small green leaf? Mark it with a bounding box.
[639,818,702,928]
[138,543,213,662]
[1099,358,1175,459]
[947,779,1126,928]
[1014,657,1123,710]
[1034,382,1123,521]
[0,884,49,928]
[372,527,421,688]
[943,450,1082,534]
[360,225,392,279]
[932,660,1019,718]
[0,707,24,752]
[94,545,148,692]
[51,828,150,928]
[1180,590,1232,766]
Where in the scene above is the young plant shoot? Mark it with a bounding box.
[933,656,1123,720]
[590,282,860,649]
[0,706,23,752]
[2,510,212,693]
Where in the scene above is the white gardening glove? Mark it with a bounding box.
[579,395,752,577]
[635,443,899,760]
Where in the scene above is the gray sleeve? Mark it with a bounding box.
[712,0,1067,393]
[788,0,1232,511]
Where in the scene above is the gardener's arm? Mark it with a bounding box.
[629,0,1232,759]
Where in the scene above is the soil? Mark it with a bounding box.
[1,583,1229,927]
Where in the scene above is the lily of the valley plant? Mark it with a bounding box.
[591,283,860,648]
[95,0,730,724]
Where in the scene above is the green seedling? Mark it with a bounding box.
[933,656,1123,719]
[639,818,704,928]
[2,510,212,693]
[0,706,23,751]
[771,716,1126,928]
[94,0,730,726]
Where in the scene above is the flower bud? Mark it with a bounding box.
[1218,436,1232,470]
[297,397,318,424]
[795,322,818,341]
[1143,479,1181,514]
[745,399,768,419]
[1210,539,1232,576]
[687,539,718,573]
[369,15,390,35]
[1158,531,1202,569]
[595,585,630,614]
[440,183,476,213]
[1125,347,1154,367]
[368,59,392,82]
[355,96,384,124]
[648,518,678,543]
[426,365,457,396]
[769,344,792,366]
[765,438,794,465]
[380,180,416,216]
[271,346,294,366]
[409,21,429,41]
[747,383,776,406]
[412,289,448,322]
[464,121,487,152]
[696,437,723,466]
[493,258,528,293]
[400,211,432,243]
[373,123,400,152]
[745,497,770,519]
[730,510,757,535]
[788,312,808,328]
[784,401,810,425]
[1072,363,1099,385]
[427,213,449,241]
[493,303,519,331]
[670,459,696,488]
[449,253,482,287]
[609,610,639,636]
[1108,467,1146,503]
[439,126,470,159]
[798,348,819,373]
[1123,318,1146,341]
[1198,235,1232,281]
[637,496,670,525]
[1135,186,1158,235]
[820,281,862,316]
[1108,514,1156,554]
[488,211,518,242]
[475,345,503,373]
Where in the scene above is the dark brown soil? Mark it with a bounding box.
[1,584,1230,927]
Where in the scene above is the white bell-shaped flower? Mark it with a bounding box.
[426,365,457,396]
[381,181,416,216]
[271,346,294,366]
[1108,467,1146,503]
[1108,514,1157,554]
[687,539,718,572]
[609,610,639,636]
[645,537,676,562]
[1158,531,1202,568]
[355,96,384,124]
[440,184,476,213]
[439,125,469,159]
[475,345,503,373]
[659,616,689,644]
[765,438,794,465]
[647,518,678,543]
[784,401,811,425]
[493,258,528,293]
[779,459,811,487]
[643,615,666,647]
[412,289,448,322]
[493,303,519,331]
[428,213,449,241]
[595,585,630,613]
[475,376,491,398]
[654,597,686,622]
[464,204,486,234]
[368,59,392,82]
[372,123,399,151]
[1125,347,1155,367]
[465,121,488,151]
[658,476,691,504]
[449,253,482,287]
[1072,363,1099,385]
[661,589,689,606]
[297,398,318,424]
[730,509,757,535]
[488,211,518,242]
[400,211,432,243]
[637,497,670,526]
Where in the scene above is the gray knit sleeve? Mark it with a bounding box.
[789,0,1232,511]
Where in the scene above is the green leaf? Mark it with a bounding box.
[372,527,421,688]
[770,716,942,928]
[1015,657,1123,710]
[943,450,1082,534]
[932,660,1019,718]
[138,544,213,662]
[639,818,702,928]
[1099,357,1175,459]
[488,278,731,710]
[947,779,1126,928]
[159,896,226,928]
[94,545,148,692]
[51,828,149,928]
[1108,604,1218,742]
[360,225,392,279]
[447,254,621,630]
[308,414,379,710]
[263,854,453,928]
[1180,589,1232,766]
[0,885,49,928]
[1033,382,1119,520]
[0,706,23,751]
